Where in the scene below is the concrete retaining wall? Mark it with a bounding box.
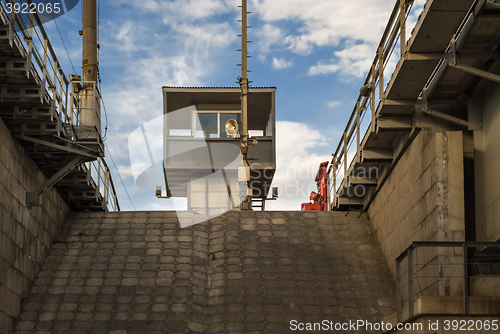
[474,81,500,242]
[0,117,69,333]
[368,131,466,294]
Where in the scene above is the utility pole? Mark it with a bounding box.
[239,0,252,210]
[80,0,100,142]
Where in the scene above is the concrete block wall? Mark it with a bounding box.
[368,130,466,297]
[0,117,69,333]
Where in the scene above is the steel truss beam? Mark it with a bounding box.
[421,109,469,127]
[26,155,88,208]
[382,98,461,106]
[15,135,98,158]
[449,63,500,84]
[405,46,500,84]
[486,0,500,9]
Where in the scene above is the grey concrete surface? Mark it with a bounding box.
[1,117,69,333]
[12,210,395,334]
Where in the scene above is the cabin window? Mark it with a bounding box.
[196,113,218,138]
[167,109,192,136]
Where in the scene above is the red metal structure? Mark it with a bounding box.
[301,161,329,211]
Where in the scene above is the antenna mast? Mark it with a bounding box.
[239,0,252,209]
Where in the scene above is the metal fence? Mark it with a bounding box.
[327,0,421,209]
[327,0,479,210]
[2,0,120,211]
[395,241,500,323]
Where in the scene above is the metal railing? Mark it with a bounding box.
[395,241,500,323]
[327,0,419,209]
[1,0,120,211]
[88,157,120,212]
[327,0,480,210]
[2,0,75,132]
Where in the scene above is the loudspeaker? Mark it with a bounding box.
[225,119,239,135]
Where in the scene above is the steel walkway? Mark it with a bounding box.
[0,1,119,211]
[330,0,500,210]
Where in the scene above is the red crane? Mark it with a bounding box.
[301,161,329,211]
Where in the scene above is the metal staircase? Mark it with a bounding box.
[0,1,119,211]
[329,0,500,210]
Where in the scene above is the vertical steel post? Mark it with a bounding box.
[400,0,407,57]
[27,11,34,79]
[82,0,98,85]
[332,156,337,209]
[9,0,16,47]
[396,257,402,323]
[240,0,252,209]
[371,64,376,132]
[408,247,414,318]
[356,101,361,163]
[87,162,91,184]
[463,243,469,314]
[96,158,101,201]
[81,0,100,139]
[42,38,48,105]
[378,46,384,98]
[343,133,347,186]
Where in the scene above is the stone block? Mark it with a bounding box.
[0,285,20,318]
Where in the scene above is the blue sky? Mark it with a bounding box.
[41,0,411,211]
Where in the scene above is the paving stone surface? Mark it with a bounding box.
[13,211,395,333]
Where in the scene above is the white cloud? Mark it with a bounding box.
[272,57,292,69]
[327,101,341,108]
[308,62,340,76]
[251,0,393,52]
[113,0,235,22]
[117,165,134,177]
[255,23,284,54]
[308,42,378,78]
[266,121,331,210]
[176,22,237,53]
[251,0,395,75]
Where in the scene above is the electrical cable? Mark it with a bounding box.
[43,0,77,73]
[41,0,120,208]
[106,145,137,211]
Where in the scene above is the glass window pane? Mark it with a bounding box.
[167,109,191,136]
[197,113,218,138]
[220,113,241,138]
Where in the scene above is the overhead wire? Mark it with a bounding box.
[41,0,134,211]
[106,145,137,211]
[44,0,77,73]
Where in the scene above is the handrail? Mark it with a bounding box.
[328,0,481,210]
[328,0,417,209]
[395,241,500,323]
[1,0,120,211]
[88,157,121,212]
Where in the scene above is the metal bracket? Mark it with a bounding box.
[421,87,428,111]
[15,135,98,158]
[383,97,461,106]
[449,63,500,84]
[486,0,500,9]
[450,37,457,66]
[26,155,88,208]
[422,109,469,127]
[404,51,500,61]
